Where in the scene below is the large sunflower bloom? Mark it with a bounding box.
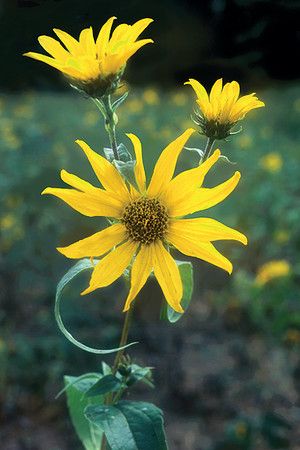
[185,78,265,139]
[43,129,247,313]
[24,17,153,96]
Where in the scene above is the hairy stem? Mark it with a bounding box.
[203,136,215,161]
[92,95,119,160]
[101,95,119,160]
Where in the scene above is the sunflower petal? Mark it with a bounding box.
[170,171,241,216]
[23,52,62,70]
[38,35,69,60]
[147,128,195,197]
[96,16,116,60]
[75,140,130,201]
[60,169,96,191]
[79,27,96,57]
[81,240,138,295]
[128,18,153,42]
[126,133,146,192]
[53,28,81,56]
[42,187,123,217]
[168,233,233,274]
[123,244,153,311]
[162,149,220,209]
[168,218,247,245]
[57,223,127,258]
[120,39,153,62]
[152,241,183,313]
[185,78,211,117]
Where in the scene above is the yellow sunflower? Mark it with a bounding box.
[24,17,153,96]
[43,129,247,313]
[185,78,265,139]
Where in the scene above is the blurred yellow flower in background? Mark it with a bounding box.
[143,88,160,105]
[260,152,283,173]
[255,260,290,286]
[24,17,153,97]
[185,78,265,139]
[43,129,247,313]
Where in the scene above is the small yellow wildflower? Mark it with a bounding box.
[185,78,265,139]
[143,88,159,105]
[237,134,252,150]
[43,129,247,312]
[274,230,290,244]
[260,152,283,173]
[24,17,153,97]
[127,98,144,113]
[255,260,290,286]
[171,91,188,106]
[1,214,16,230]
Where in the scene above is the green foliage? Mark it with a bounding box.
[167,261,194,323]
[85,374,122,397]
[64,375,104,450]
[85,401,169,450]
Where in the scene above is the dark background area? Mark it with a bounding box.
[1,1,300,449]
[1,0,300,92]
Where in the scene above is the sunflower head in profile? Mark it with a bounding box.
[42,128,247,313]
[24,17,153,97]
[185,78,265,140]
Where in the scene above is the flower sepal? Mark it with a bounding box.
[160,260,194,323]
[104,143,132,163]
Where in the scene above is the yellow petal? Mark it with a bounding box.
[170,171,241,217]
[209,78,223,117]
[57,223,127,258]
[53,28,81,56]
[75,140,130,201]
[79,27,96,57]
[147,128,195,197]
[168,233,233,274]
[23,52,62,70]
[152,241,183,313]
[162,149,220,210]
[38,35,69,60]
[96,16,116,61]
[167,218,247,245]
[126,133,146,192]
[42,187,123,217]
[60,169,96,191]
[185,78,211,117]
[120,39,154,63]
[128,18,153,42]
[108,24,131,50]
[123,244,153,311]
[81,240,138,295]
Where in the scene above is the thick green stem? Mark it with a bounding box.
[203,136,215,161]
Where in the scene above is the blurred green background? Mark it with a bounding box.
[1,1,300,449]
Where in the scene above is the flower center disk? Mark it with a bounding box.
[122,198,168,245]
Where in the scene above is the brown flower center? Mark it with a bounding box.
[122,197,168,245]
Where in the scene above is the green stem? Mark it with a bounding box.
[203,136,215,161]
[92,95,119,161]
[112,307,133,375]
[101,95,119,161]
[100,307,134,450]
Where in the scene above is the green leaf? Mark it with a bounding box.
[64,375,104,450]
[55,259,138,354]
[126,364,154,388]
[112,91,129,111]
[85,401,169,450]
[166,261,194,323]
[85,374,122,397]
